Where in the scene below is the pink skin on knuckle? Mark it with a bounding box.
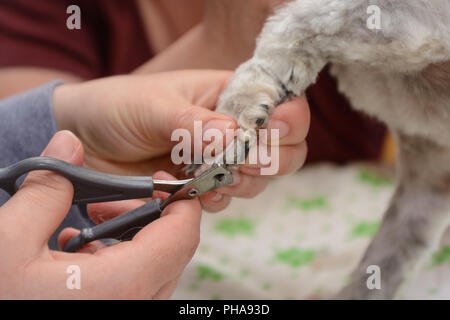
[200,193,231,212]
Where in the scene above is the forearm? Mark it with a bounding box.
[0,67,82,100]
[133,24,243,73]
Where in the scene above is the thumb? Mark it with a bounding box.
[167,105,238,163]
[4,131,84,250]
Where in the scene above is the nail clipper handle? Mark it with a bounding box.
[0,157,155,204]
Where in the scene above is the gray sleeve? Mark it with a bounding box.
[0,81,61,169]
[0,81,92,250]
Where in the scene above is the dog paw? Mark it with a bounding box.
[216,60,286,130]
[236,103,274,129]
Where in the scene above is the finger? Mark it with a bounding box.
[87,170,179,224]
[267,96,310,146]
[82,154,184,180]
[58,228,107,253]
[199,192,232,213]
[2,131,84,249]
[151,171,183,210]
[87,199,146,224]
[96,198,202,290]
[168,104,238,154]
[217,172,269,198]
[240,141,308,176]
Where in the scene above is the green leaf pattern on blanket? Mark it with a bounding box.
[351,220,381,238]
[358,169,393,187]
[275,247,316,268]
[196,264,224,282]
[431,246,450,266]
[214,218,255,237]
[262,282,272,290]
[428,288,438,295]
[286,196,328,211]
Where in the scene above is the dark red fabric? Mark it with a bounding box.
[306,66,386,163]
[0,0,150,78]
[0,0,386,163]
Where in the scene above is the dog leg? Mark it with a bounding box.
[212,0,450,297]
[216,0,450,130]
[336,133,450,299]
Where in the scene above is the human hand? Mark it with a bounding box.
[53,71,309,212]
[0,131,200,299]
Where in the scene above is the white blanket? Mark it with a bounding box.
[173,163,450,299]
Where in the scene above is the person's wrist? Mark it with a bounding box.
[52,83,79,132]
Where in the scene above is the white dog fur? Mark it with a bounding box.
[215,0,450,299]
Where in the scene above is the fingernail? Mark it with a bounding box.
[267,120,289,139]
[42,130,79,160]
[203,119,235,136]
[230,170,241,186]
[211,192,223,202]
